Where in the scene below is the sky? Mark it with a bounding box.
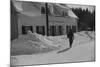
[67,4,95,13]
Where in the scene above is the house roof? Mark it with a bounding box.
[52,4,78,18]
[12,0,78,19]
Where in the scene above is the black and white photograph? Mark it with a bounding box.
[10,0,95,66]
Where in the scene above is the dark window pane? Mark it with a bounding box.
[67,26,71,33]
[66,25,69,33]
[49,26,52,36]
[62,11,68,16]
[72,26,76,33]
[52,26,55,36]
[40,26,45,35]
[36,26,45,35]
[49,26,56,36]
[36,26,39,34]
[41,6,51,15]
[41,6,46,14]
[22,25,33,34]
[58,26,63,35]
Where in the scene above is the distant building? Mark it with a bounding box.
[11,1,78,40]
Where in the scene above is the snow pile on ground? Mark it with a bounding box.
[26,31,69,49]
[11,31,69,56]
[74,31,94,43]
[76,31,95,39]
[11,31,95,56]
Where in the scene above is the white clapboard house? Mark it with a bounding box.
[11,0,78,40]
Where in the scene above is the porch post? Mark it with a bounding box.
[45,3,49,36]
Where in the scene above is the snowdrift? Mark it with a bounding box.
[11,31,95,56]
[26,31,69,49]
[11,31,69,56]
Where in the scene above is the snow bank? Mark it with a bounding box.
[73,31,95,45]
[75,31,95,40]
[11,31,95,56]
[11,31,69,56]
[26,31,69,49]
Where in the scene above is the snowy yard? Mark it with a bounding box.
[10,31,95,66]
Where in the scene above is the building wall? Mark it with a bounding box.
[11,13,18,40]
[18,14,77,35]
[11,2,18,40]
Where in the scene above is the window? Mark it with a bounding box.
[72,26,76,33]
[58,26,63,35]
[49,26,57,36]
[62,11,68,16]
[66,25,69,33]
[41,5,51,15]
[36,26,45,35]
[66,26,72,33]
[66,25,76,33]
[49,25,64,36]
[41,6,46,14]
[22,25,33,34]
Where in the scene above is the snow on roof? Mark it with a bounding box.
[12,0,42,16]
[12,0,23,12]
[55,4,78,19]
[12,0,78,18]
[68,10,78,19]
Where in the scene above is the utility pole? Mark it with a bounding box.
[45,3,49,36]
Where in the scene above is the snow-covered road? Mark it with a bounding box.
[11,40,95,66]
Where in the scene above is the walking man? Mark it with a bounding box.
[58,29,74,53]
[67,29,74,48]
